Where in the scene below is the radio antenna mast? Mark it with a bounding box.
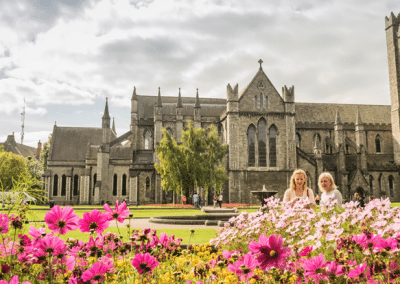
[21,97,25,144]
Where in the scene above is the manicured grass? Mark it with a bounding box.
[24,223,219,244]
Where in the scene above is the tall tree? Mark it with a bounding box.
[155,121,228,200]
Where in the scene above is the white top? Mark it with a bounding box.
[320,189,342,208]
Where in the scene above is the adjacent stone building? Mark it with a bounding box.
[43,13,400,205]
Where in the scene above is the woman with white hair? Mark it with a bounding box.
[319,172,342,208]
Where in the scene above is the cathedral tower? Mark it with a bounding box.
[386,12,400,164]
[130,87,138,150]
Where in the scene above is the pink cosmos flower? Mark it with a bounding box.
[303,253,328,281]
[82,262,112,283]
[227,252,257,281]
[299,246,313,257]
[0,275,31,284]
[326,261,345,278]
[131,253,159,275]
[347,263,368,279]
[78,209,109,234]
[248,233,291,271]
[28,226,46,240]
[45,205,79,235]
[37,235,65,256]
[0,214,9,234]
[103,200,130,223]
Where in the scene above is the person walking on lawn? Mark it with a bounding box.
[217,193,223,208]
[193,193,199,208]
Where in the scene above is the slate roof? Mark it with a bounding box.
[0,134,37,158]
[295,103,391,124]
[137,95,226,119]
[51,127,116,161]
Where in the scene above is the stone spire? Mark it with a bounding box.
[177,88,183,108]
[194,88,200,108]
[335,107,342,125]
[131,86,137,101]
[258,59,263,70]
[156,87,162,107]
[102,98,110,128]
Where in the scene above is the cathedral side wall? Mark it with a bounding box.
[366,130,393,154]
[137,171,155,204]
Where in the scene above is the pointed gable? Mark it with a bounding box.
[238,64,285,112]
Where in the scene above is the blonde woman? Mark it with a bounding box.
[319,172,342,208]
[283,169,316,206]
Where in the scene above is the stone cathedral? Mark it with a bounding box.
[43,12,400,205]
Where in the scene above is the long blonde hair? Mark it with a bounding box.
[289,169,308,191]
[318,172,337,192]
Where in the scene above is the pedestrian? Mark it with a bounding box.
[198,195,202,208]
[213,194,217,208]
[354,192,365,208]
[182,195,187,204]
[193,192,199,208]
[217,193,223,208]
[315,194,320,206]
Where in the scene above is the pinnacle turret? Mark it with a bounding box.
[102,98,110,120]
[157,87,162,107]
[195,88,200,108]
[335,107,342,125]
[177,88,183,108]
[131,86,137,101]
[356,107,363,125]
[112,117,116,135]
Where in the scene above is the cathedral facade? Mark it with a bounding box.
[42,12,400,205]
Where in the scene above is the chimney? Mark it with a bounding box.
[7,132,16,144]
[36,140,42,157]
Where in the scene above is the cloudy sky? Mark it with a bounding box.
[1,0,399,148]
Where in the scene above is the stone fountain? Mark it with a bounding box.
[251,185,278,208]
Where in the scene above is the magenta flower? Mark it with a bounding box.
[78,209,109,234]
[44,205,79,235]
[0,275,31,284]
[82,262,112,283]
[103,200,130,223]
[248,234,291,271]
[303,254,328,281]
[131,253,159,275]
[326,261,345,278]
[299,246,313,257]
[227,252,257,281]
[37,235,65,256]
[347,263,368,279]
[0,214,9,234]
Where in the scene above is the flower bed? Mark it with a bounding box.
[1,198,400,283]
[141,203,195,208]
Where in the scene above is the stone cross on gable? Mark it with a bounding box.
[258,59,263,69]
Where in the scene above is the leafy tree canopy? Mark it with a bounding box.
[0,151,30,190]
[155,121,228,198]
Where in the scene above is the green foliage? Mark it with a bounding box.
[0,151,30,190]
[0,145,4,152]
[155,121,228,197]
[40,133,52,172]
[25,156,43,181]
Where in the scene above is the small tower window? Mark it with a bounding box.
[295,133,301,148]
[254,96,258,109]
[260,94,263,109]
[265,96,268,108]
[53,174,58,196]
[166,127,173,137]
[389,175,394,197]
[375,135,381,153]
[258,119,267,167]
[369,175,373,196]
[144,130,152,150]
[113,174,118,196]
[145,177,151,198]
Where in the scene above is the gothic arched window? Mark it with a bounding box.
[369,175,374,196]
[269,125,277,167]
[389,175,394,197]
[61,174,66,196]
[166,127,173,137]
[144,130,152,150]
[73,175,79,196]
[247,125,256,166]
[265,96,269,108]
[93,174,97,196]
[254,96,258,109]
[259,94,263,109]
[295,133,301,148]
[258,119,267,167]
[375,135,381,153]
[122,174,127,196]
[145,177,151,198]
[314,133,321,149]
[53,174,58,196]
[113,174,118,196]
